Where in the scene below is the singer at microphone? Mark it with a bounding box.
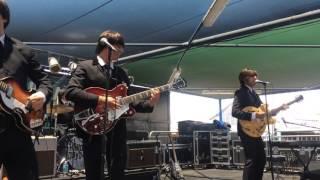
[100,37,117,51]
[63,30,161,180]
[231,68,268,180]
[255,79,270,84]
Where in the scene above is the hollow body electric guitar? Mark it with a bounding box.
[0,77,44,134]
[239,95,303,138]
[74,78,186,135]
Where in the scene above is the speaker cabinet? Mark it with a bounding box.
[32,136,57,178]
[124,168,160,180]
[126,140,161,169]
[232,140,245,166]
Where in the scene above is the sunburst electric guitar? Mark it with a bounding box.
[0,77,45,134]
[73,77,186,135]
[239,95,303,138]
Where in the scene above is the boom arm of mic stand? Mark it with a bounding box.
[282,120,320,130]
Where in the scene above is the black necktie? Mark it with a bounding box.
[103,64,112,76]
[0,42,3,51]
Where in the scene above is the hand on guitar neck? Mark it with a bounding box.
[27,91,46,111]
[96,88,160,112]
[97,96,120,112]
[255,103,289,120]
[143,88,160,106]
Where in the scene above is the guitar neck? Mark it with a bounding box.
[270,98,300,116]
[0,80,10,94]
[120,84,170,105]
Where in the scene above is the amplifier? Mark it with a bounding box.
[32,136,57,178]
[212,156,230,165]
[105,167,160,180]
[211,130,229,137]
[193,131,211,165]
[232,140,270,167]
[232,140,245,166]
[212,141,229,149]
[162,143,193,165]
[178,120,204,135]
[212,149,230,156]
[126,140,161,169]
[124,168,160,180]
[268,141,312,168]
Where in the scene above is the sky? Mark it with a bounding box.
[170,89,320,134]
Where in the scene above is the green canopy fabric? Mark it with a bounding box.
[124,18,320,98]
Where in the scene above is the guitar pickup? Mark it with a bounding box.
[6,86,13,98]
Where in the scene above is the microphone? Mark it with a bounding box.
[68,61,78,72]
[255,79,270,84]
[128,75,134,84]
[100,37,116,51]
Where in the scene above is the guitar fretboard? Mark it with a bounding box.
[0,80,9,93]
[119,84,170,105]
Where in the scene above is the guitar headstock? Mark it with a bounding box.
[294,95,303,103]
[278,95,304,111]
[171,77,187,89]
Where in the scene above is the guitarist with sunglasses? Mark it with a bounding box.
[64,30,160,180]
[0,1,53,179]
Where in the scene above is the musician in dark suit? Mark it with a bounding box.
[0,1,52,179]
[232,68,266,180]
[65,30,160,180]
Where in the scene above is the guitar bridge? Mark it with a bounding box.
[74,108,95,121]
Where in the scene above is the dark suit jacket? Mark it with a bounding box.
[0,36,52,98]
[65,59,154,137]
[0,35,52,128]
[232,84,262,136]
[65,59,154,113]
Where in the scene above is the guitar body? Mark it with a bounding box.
[239,95,303,138]
[239,104,276,138]
[85,85,129,112]
[74,84,135,135]
[73,77,186,135]
[0,77,44,134]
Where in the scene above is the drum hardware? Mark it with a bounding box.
[56,128,84,175]
[46,88,74,136]
[46,104,74,114]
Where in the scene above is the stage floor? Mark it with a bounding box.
[42,168,301,180]
[181,169,300,180]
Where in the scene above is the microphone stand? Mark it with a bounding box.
[101,47,112,180]
[282,120,320,130]
[47,68,74,136]
[262,83,274,180]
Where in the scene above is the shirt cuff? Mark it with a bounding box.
[35,91,46,102]
[251,112,256,120]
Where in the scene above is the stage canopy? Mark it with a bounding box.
[123,18,320,98]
